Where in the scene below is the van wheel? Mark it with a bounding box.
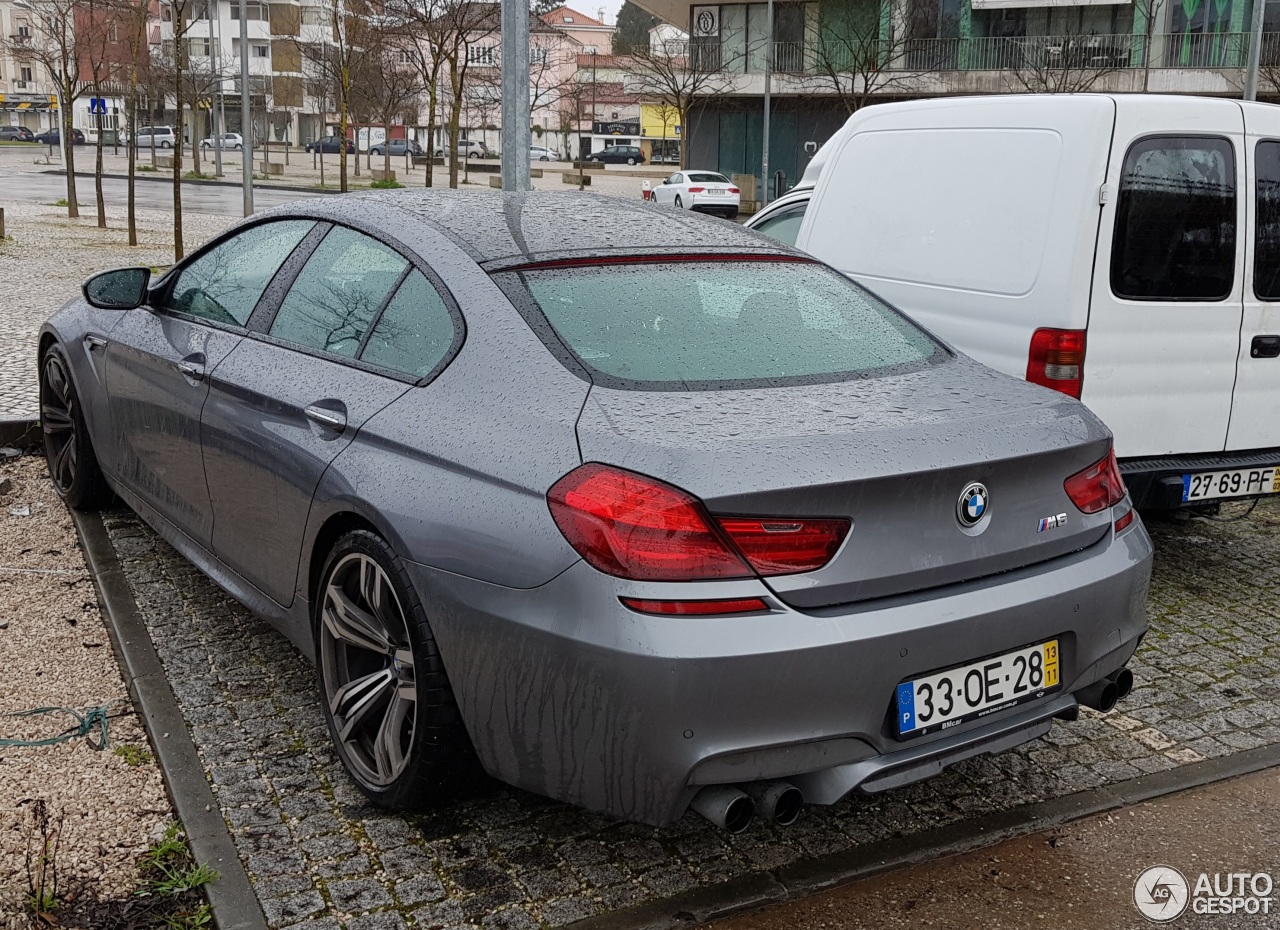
[316,530,474,810]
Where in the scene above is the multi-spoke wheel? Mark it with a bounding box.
[40,346,112,510]
[316,530,472,808]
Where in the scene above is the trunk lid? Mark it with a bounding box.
[575,356,1113,608]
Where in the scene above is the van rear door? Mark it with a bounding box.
[1084,98,1246,458]
[1229,107,1280,452]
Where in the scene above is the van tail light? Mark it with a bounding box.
[547,464,849,581]
[1064,448,1126,514]
[687,186,705,193]
[1027,328,1086,399]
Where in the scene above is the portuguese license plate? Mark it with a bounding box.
[1182,466,1280,503]
[708,188,724,195]
[896,639,1060,739]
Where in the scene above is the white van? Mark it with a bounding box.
[753,94,1280,511]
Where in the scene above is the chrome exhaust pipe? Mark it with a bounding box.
[691,786,755,833]
[1076,677,1118,713]
[745,781,804,826]
[1109,668,1134,701]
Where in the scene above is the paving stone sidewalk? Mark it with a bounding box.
[95,499,1280,930]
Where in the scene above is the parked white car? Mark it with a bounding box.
[434,139,492,159]
[530,144,560,161]
[749,94,1280,512]
[134,126,177,149]
[201,132,243,150]
[651,170,740,219]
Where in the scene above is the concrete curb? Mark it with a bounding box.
[568,744,1280,930]
[72,508,269,930]
[0,416,41,449]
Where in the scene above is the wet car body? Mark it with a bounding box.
[40,192,1152,827]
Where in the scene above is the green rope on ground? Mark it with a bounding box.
[0,704,112,750]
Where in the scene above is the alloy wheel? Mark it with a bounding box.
[41,352,78,494]
[320,552,417,787]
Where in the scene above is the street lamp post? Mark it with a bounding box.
[1245,0,1266,100]
[210,0,223,176]
[499,0,530,190]
[761,0,773,204]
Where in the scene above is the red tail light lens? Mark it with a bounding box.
[1064,448,1126,514]
[547,464,752,581]
[715,517,850,575]
[1114,509,1135,533]
[620,597,769,616]
[687,186,705,193]
[1027,328,1086,399]
[728,187,740,194]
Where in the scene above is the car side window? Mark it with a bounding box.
[753,203,808,247]
[671,173,683,184]
[360,270,457,377]
[165,219,315,327]
[1111,136,1236,301]
[269,226,409,358]
[1255,140,1280,300]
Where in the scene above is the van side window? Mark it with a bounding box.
[1111,137,1235,301]
[1255,141,1280,300]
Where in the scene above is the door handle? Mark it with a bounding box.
[175,360,205,381]
[85,334,108,350]
[1250,335,1280,359]
[304,404,347,432]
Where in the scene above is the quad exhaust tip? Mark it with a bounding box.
[691,785,755,834]
[747,781,804,826]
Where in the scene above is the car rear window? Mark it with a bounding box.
[688,173,730,184]
[504,259,943,390]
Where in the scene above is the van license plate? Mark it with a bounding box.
[1182,467,1280,502]
[895,639,1060,739]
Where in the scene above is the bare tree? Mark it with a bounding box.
[622,30,740,169]
[800,0,928,114]
[294,0,370,191]
[117,0,150,244]
[350,22,421,180]
[154,0,202,258]
[556,70,594,186]
[440,1,497,188]
[1006,25,1128,93]
[5,0,90,217]
[389,0,450,186]
[81,0,123,227]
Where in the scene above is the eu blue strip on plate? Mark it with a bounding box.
[896,681,915,734]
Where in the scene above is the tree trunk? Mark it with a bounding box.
[424,82,438,187]
[95,107,105,228]
[192,105,202,173]
[677,104,689,169]
[173,51,186,260]
[62,92,79,218]
[338,94,349,193]
[383,121,391,178]
[127,81,137,246]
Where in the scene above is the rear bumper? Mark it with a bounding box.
[408,520,1152,826]
[1121,446,1280,509]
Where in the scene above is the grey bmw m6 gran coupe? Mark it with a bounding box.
[39,191,1152,831]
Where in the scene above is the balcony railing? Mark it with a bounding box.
[696,31,1280,75]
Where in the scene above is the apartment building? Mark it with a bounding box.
[634,0,1280,193]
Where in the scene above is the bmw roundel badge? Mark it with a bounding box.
[957,482,989,527]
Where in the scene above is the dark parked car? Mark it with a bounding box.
[306,136,355,154]
[585,145,645,165]
[0,126,35,142]
[34,128,85,145]
[369,138,423,157]
[40,192,1151,831]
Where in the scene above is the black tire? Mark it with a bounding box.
[161,140,172,149]
[315,529,474,810]
[626,157,636,166]
[674,194,684,209]
[235,144,243,150]
[40,345,113,511]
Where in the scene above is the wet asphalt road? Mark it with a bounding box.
[0,168,318,216]
[714,766,1280,930]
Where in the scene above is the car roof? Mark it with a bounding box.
[271,190,796,269]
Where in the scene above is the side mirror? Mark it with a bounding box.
[83,267,151,310]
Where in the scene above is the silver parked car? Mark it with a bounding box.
[39,192,1152,831]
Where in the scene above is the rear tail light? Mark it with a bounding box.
[1064,448,1126,514]
[714,517,849,575]
[1114,509,1135,533]
[620,597,769,616]
[547,464,849,582]
[728,187,740,194]
[1027,328,1086,399]
[688,186,705,193]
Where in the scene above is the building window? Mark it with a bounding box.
[397,49,413,64]
[189,37,211,56]
[466,44,495,65]
[301,6,325,24]
[231,1,268,21]
[253,42,269,57]
[20,66,33,83]
[531,46,548,63]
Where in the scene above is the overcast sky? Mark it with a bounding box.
[580,0,625,26]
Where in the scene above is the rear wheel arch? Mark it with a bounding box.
[308,510,383,608]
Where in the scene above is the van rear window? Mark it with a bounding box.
[1111,136,1235,301]
[1255,141,1280,300]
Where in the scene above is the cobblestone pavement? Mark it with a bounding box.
[0,203,230,418]
[95,499,1280,930]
